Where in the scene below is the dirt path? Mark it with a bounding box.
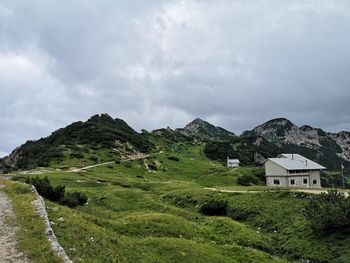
[205,187,349,196]
[0,185,29,263]
[69,151,163,173]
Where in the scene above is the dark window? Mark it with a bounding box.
[303,178,308,184]
[273,179,280,185]
[313,179,317,184]
[290,179,295,185]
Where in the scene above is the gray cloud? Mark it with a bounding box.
[0,0,350,156]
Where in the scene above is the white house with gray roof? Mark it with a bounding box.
[265,154,325,188]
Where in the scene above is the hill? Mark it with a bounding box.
[2,115,350,262]
[0,114,153,172]
[176,118,236,141]
[247,118,350,171]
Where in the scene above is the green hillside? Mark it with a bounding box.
[2,115,350,262]
[0,114,153,172]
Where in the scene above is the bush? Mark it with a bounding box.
[304,190,350,232]
[28,176,65,202]
[90,156,98,162]
[237,174,259,186]
[27,176,87,208]
[70,152,84,159]
[167,156,180,161]
[65,191,88,206]
[199,199,229,216]
[148,163,158,170]
[60,195,79,208]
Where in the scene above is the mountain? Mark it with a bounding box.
[176,118,236,140]
[250,118,350,170]
[0,114,153,172]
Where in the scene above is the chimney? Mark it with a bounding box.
[292,154,294,159]
[305,160,308,166]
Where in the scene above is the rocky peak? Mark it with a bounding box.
[252,118,297,137]
[252,118,350,165]
[176,118,236,140]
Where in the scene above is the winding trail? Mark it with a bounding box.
[204,187,350,196]
[69,151,163,173]
[0,185,29,263]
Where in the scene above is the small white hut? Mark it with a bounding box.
[227,157,240,167]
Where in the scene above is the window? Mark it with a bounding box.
[273,179,280,185]
[313,179,317,184]
[303,178,308,184]
[290,179,295,185]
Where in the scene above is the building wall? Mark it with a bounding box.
[265,160,287,176]
[266,176,289,187]
[309,170,322,188]
[266,171,322,188]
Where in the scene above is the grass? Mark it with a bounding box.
[8,142,350,262]
[0,179,63,263]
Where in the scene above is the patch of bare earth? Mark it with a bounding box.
[0,185,30,263]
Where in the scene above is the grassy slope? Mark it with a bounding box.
[12,141,350,262]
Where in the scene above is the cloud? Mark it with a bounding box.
[0,0,350,156]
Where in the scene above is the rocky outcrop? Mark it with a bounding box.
[176,118,236,140]
[252,118,350,163]
[328,131,350,161]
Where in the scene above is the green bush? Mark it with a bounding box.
[26,176,87,208]
[60,195,79,208]
[90,156,98,162]
[237,174,259,186]
[66,191,88,205]
[27,176,65,202]
[148,163,158,170]
[167,156,180,161]
[70,152,84,158]
[199,199,229,216]
[304,190,350,232]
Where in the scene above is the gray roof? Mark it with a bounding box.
[227,159,240,163]
[268,154,326,170]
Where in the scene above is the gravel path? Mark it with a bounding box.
[0,185,29,263]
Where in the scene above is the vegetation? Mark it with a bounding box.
[204,136,280,165]
[199,199,229,216]
[0,114,154,171]
[304,190,350,232]
[26,176,87,208]
[2,115,350,262]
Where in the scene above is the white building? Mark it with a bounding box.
[227,158,240,167]
[265,154,325,188]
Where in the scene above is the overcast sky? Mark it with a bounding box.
[1,0,350,156]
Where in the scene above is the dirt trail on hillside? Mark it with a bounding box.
[0,185,30,263]
[69,151,163,173]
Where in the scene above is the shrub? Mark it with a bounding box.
[199,199,229,216]
[27,176,87,208]
[28,176,65,201]
[66,191,88,205]
[148,163,158,170]
[90,156,98,162]
[167,156,180,161]
[237,174,259,186]
[60,195,79,208]
[70,152,84,158]
[304,190,350,232]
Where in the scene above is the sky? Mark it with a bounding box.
[1,0,350,156]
